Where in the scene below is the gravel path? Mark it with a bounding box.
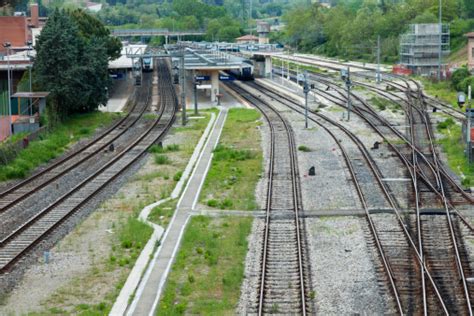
[306,216,388,314]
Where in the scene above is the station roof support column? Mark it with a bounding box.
[211,70,219,103]
[265,55,273,78]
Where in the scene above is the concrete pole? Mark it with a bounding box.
[468,85,471,162]
[179,51,186,125]
[296,64,299,86]
[346,66,352,121]
[287,53,290,80]
[6,46,12,135]
[193,70,198,115]
[28,65,32,115]
[438,0,442,81]
[304,71,309,129]
[376,35,381,84]
[211,71,219,103]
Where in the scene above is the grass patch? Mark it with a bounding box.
[157,216,252,315]
[149,143,180,154]
[438,123,474,187]
[417,77,459,108]
[369,96,401,112]
[0,111,118,181]
[154,154,170,165]
[148,199,178,228]
[298,145,311,152]
[199,108,262,210]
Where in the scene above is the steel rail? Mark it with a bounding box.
[410,87,473,314]
[0,60,177,273]
[253,81,452,313]
[228,83,308,315]
[0,77,151,215]
[0,85,140,199]
[268,76,471,313]
[278,67,474,205]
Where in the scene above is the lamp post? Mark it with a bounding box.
[438,0,442,81]
[303,71,309,129]
[26,40,33,116]
[3,42,12,136]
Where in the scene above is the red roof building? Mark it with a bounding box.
[0,3,45,55]
[236,34,259,44]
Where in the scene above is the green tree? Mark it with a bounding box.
[70,9,122,60]
[34,9,82,123]
[451,67,471,90]
[35,9,111,123]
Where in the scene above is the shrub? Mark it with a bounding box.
[173,171,183,181]
[207,199,218,207]
[437,118,455,130]
[451,67,471,90]
[219,198,233,209]
[166,144,180,152]
[154,154,170,165]
[298,145,311,152]
[149,144,165,153]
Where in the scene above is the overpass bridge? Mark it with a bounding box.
[111,29,205,43]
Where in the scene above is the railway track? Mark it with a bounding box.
[275,54,466,121]
[0,59,177,273]
[0,75,148,211]
[227,82,310,315]
[274,66,473,207]
[251,80,473,314]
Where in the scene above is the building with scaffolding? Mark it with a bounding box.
[400,23,450,77]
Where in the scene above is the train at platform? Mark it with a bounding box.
[226,60,254,81]
[142,57,154,72]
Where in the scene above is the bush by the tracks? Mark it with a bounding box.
[34,9,121,124]
[0,112,116,181]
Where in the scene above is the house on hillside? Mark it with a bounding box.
[466,32,474,72]
[236,35,259,44]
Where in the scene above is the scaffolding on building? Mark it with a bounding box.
[400,23,450,76]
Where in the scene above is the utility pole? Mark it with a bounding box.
[3,42,12,136]
[303,71,309,129]
[193,71,198,115]
[438,0,442,81]
[468,85,472,162]
[179,46,186,125]
[26,40,33,116]
[376,35,381,84]
[249,0,252,34]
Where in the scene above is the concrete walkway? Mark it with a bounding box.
[126,107,228,316]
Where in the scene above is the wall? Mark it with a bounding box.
[0,17,28,54]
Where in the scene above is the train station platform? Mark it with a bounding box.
[99,73,133,113]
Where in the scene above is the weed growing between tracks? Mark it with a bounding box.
[437,119,474,186]
[0,112,213,314]
[418,77,458,107]
[200,108,262,210]
[0,111,118,181]
[158,216,252,315]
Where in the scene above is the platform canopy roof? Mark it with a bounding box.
[12,92,49,98]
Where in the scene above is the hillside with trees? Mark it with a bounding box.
[280,0,474,63]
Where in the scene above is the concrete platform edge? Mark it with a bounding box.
[109,112,218,316]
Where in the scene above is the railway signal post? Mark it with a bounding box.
[341,67,352,121]
[303,71,309,129]
[179,49,187,126]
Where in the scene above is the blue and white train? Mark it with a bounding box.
[142,57,154,72]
